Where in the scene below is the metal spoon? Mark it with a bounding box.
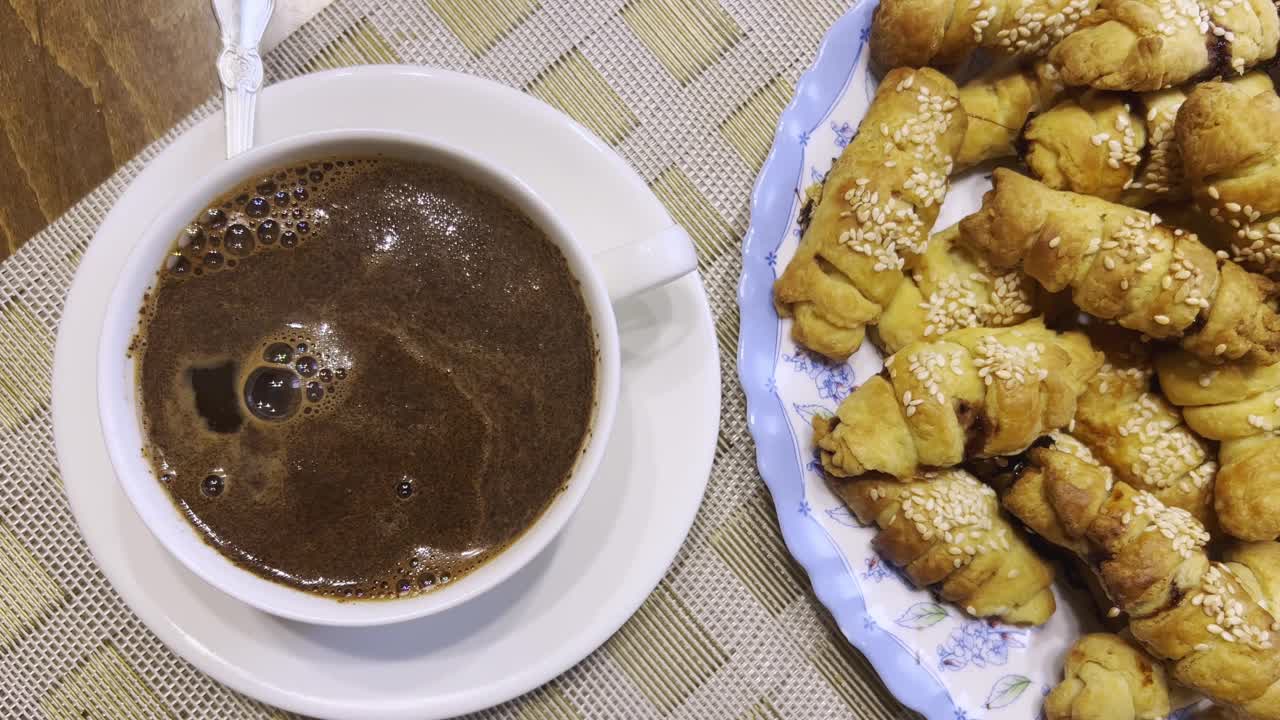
[211,0,275,158]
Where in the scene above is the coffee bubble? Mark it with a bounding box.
[244,366,301,421]
[225,224,254,256]
[179,224,205,251]
[296,356,318,377]
[246,197,271,218]
[263,342,293,364]
[256,219,279,244]
[200,208,227,228]
[202,474,225,497]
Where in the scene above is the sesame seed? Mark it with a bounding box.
[1131,491,1209,559]
[1247,414,1275,432]
[973,333,1047,390]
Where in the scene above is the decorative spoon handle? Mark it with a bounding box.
[211,0,275,159]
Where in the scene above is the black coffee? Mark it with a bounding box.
[133,157,596,599]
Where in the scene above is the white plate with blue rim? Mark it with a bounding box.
[733,5,1206,719]
[53,65,720,720]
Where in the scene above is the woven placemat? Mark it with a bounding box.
[0,1,915,717]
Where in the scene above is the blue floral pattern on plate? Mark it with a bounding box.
[938,622,1028,672]
[733,3,1155,718]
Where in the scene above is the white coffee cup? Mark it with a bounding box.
[98,129,697,627]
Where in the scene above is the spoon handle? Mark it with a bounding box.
[211,0,275,159]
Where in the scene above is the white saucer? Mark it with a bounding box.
[52,66,721,720]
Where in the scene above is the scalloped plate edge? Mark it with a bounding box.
[735,4,960,718]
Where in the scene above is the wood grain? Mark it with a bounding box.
[0,0,220,259]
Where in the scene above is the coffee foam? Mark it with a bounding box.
[164,159,377,278]
[134,156,596,602]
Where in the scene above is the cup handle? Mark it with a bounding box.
[592,225,699,304]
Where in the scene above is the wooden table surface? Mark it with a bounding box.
[0,0,221,260]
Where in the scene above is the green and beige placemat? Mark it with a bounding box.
[0,1,915,717]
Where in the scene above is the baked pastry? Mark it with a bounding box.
[1003,448,1280,719]
[1226,541,1280,613]
[814,318,1102,478]
[1044,430,1114,481]
[1156,349,1280,541]
[1045,633,1171,720]
[874,224,1043,353]
[1073,344,1218,527]
[773,68,966,360]
[956,59,1067,171]
[1024,88,1179,205]
[870,0,1098,69]
[959,169,1280,364]
[828,467,1057,624]
[1178,77,1280,275]
[1017,74,1270,205]
[1049,0,1280,91]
